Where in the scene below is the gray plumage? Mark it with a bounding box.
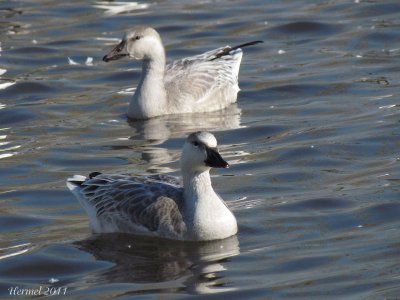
[69,173,186,238]
[67,132,238,241]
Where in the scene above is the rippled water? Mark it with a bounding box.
[1,0,399,299]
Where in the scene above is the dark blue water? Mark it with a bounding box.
[0,0,399,299]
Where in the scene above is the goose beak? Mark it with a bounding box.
[205,147,229,168]
[103,40,129,62]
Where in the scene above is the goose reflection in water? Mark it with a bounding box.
[110,104,242,173]
[74,234,239,294]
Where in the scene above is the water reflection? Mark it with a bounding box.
[128,104,241,141]
[93,1,150,16]
[0,127,20,160]
[74,234,239,294]
[0,67,16,90]
[0,242,32,260]
[125,104,241,171]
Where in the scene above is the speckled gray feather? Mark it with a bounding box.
[76,173,186,237]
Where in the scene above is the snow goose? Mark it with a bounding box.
[67,131,237,241]
[103,26,262,119]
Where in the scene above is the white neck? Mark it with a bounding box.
[128,50,168,119]
[182,169,237,240]
[183,169,213,201]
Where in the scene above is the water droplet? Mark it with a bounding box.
[49,278,59,284]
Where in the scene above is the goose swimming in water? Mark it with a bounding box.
[67,132,237,241]
[103,26,262,119]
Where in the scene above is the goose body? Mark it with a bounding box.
[67,132,237,241]
[103,27,262,119]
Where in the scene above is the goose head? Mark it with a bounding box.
[180,132,229,173]
[103,27,164,62]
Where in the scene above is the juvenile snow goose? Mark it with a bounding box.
[67,131,237,241]
[103,26,262,119]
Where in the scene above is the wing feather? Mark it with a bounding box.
[164,46,242,111]
[77,174,186,237]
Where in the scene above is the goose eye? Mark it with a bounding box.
[135,36,141,40]
[192,141,199,147]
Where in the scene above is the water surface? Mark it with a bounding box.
[0,0,399,299]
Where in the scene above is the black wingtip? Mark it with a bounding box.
[67,177,85,186]
[230,40,264,51]
[89,172,102,179]
[210,40,263,61]
[240,40,264,46]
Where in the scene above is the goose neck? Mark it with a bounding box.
[183,169,214,200]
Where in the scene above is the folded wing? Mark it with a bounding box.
[68,174,186,238]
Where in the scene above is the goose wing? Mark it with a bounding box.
[71,173,186,237]
[164,46,242,109]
